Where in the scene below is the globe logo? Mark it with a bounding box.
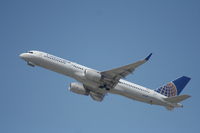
[156,82,177,97]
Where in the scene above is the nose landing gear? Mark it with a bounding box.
[27,61,35,67]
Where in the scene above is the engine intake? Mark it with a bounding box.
[85,69,101,82]
[68,82,89,95]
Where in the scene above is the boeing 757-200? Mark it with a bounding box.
[19,51,191,110]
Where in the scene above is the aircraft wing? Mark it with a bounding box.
[100,53,152,89]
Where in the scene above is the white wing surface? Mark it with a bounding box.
[100,53,152,89]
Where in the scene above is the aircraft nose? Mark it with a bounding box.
[19,53,27,60]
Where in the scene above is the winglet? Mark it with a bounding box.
[145,53,152,61]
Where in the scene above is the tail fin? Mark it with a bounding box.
[155,76,191,97]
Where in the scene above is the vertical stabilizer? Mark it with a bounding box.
[155,76,191,97]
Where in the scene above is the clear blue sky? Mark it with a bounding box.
[1,0,200,133]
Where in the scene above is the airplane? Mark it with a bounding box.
[19,50,191,110]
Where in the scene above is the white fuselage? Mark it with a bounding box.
[19,51,182,108]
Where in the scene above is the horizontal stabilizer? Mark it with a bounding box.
[164,95,191,103]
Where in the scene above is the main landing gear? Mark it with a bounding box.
[99,84,110,91]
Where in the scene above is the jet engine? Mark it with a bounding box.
[68,82,89,95]
[84,69,101,82]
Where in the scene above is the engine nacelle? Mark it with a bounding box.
[85,69,101,82]
[68,82,89,95]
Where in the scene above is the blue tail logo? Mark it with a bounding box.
[155,76,191,97]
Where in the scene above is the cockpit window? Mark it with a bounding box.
[28,51,33,54]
